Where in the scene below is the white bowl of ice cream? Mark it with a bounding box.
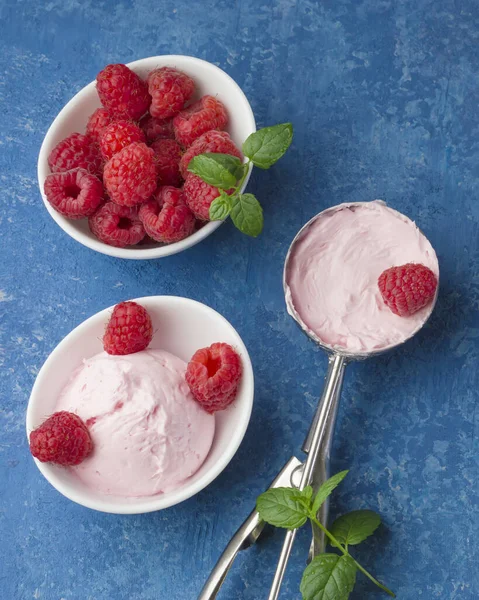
[26,296,254,514]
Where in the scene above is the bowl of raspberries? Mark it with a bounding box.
[38,55,256,259]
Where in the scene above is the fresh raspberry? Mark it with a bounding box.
[186,343,242,413]
[147,67,195,119]
[96,64,150,120]
[174,95,228,147]
[139,114,175,143]
[89,201,145,247]
[151,138,183,186]
[179,130,241,178]
[378,263,438,317]
[86,108,115,142]
[99,120,146,160]
[183,173,233,221]
[139,186,195,244]
[44,168,104,219]
[103,142,157,206]
[103,301,153,355]
[29,411,93,466]
[48,133,103,178]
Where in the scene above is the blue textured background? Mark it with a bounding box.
[1,0,478,598]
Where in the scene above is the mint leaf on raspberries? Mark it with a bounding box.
[209,191,233,221]
[300,554,357,600]
[243,123,293,169]
[187,154,238,188]
[202,153,244,176]
[230,193,263,237]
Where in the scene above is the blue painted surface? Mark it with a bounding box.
[0,0,478,598]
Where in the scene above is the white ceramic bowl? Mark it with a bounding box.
[26,296,254,514]
[37,55,256,259]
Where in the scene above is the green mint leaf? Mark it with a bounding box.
[230,193,263,237]
[329,510,381,547]
[303,486,314,503]
[300,554,356,600]
[209,191,233,221]
[243,123,293,169]
[202,153,243,178]
[256,487,310,529]
[187,154,238,188]
[311,470,349,517]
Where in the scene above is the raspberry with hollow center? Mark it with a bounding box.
[139,186,195,244]
[48,132,103,178]
[86,108,115,142]
[183,173,233,221]
[151,138,183,187]
[103,301,153,355]
[139,114,175,143]
[180,130,242,178]
[99,120,146,160]
[378,263,438,317]
[29,411,93,466]
[96,64,151,120]
[103,142,157,206]
[147,67,195,119]
[173,95,228,147]
[186,343,242,413]
[44,168,104,219]
[89,201,145,247]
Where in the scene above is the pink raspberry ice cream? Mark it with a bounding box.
[285,201,439,354]
[56,349,215,497]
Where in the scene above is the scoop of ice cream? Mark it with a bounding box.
[285,201,439,354]
[56,349,215,497]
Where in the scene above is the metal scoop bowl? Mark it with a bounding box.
[200,201,439,600]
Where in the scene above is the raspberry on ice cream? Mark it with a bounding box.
[44,168,104,219]
[103,142,157,206]
[55,350,215,497]
[179,130,241,178]
[89,202,145,247]
[96,64,151,121]
[378,263,438,317]
[147,67,195,119]
[186,343,242,413]
[139,186,195,244]
[103,301,153,356]
[48,132,103,178]
[174,95,228,147]
[29,411,93,466]
[285,201,439,354]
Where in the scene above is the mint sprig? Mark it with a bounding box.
[256,471,395,600]
[300,554,357,600]
[186,123,293,237]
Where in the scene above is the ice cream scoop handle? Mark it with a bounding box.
[198,456,303,600]
[198,509,263,599]
[267,354,347,600]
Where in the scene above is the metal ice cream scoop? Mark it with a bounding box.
[199,202,439,600]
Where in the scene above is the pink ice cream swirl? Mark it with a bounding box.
[56,349,215,497]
